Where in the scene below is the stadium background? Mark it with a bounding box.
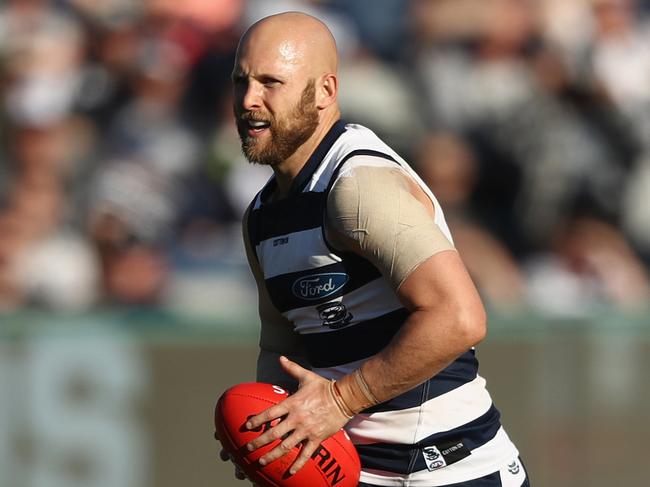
[0,1,649,486]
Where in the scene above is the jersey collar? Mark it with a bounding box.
[261,120,347,203]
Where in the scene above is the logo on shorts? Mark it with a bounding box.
[292,273,348,301]
[422,446,447,471]
[317,301,353,329]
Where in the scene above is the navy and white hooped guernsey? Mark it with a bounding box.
[247,121,519,486]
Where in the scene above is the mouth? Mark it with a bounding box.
[244,119,271,137]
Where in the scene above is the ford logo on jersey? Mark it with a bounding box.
[292,273,349,301]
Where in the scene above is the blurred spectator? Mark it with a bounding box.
[104,33,198,177]
[0,0,86,125]
[329,0,408,61]
[0,118,100,311]
[412,0,639,246]
[416,131,527,310]
[525,215,650,315]
[589,0,650,138]
[87,158,172,306]
[338,56,426,157]
[622,154,650,259]
[582,0,650,261]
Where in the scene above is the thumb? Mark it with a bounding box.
[279,355,310,383]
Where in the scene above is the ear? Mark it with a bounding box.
[316,73,338,109]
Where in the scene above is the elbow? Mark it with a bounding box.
[456,302,487,349]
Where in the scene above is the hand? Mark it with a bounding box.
[215,433,259,486]
[245,356,351,475]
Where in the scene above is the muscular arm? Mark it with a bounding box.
[242,208,309,391]
[359,251,486,400]
[326,162,486,406]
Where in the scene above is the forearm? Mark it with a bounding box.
[357,308,481,404]
[334,252,487,414]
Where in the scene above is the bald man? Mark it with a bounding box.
[223,12,530,487]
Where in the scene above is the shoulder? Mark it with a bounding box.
[328,158,431,221]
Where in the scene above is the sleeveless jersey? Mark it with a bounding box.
[246,121,519,486]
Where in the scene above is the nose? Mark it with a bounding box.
[238,80,263,112]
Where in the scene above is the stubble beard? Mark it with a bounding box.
[237,80,319,166]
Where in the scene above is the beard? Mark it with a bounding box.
[236,80,319,166]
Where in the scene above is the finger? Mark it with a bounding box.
[288,440,319,475]
[247,417,293,451]
[246,403,288,430]
[234,467,246,480]
[258,431,302,466]
[219,449,231,462]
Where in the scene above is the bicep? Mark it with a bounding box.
[397,249,484,321]
[399,249,487,347]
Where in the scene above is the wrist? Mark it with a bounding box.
[328,380,354,419]
[335,367,381,414]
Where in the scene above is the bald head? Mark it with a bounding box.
[237,12,338,79]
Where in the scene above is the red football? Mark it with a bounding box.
[215,382,361,487]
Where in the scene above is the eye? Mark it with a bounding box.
[232,74,247,86]
[259,76,282,87]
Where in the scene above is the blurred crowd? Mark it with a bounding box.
[1,0,649,317]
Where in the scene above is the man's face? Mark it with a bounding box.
[232,35,320,166]
[234,79,319,166]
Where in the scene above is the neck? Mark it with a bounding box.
[272,110,340,198]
